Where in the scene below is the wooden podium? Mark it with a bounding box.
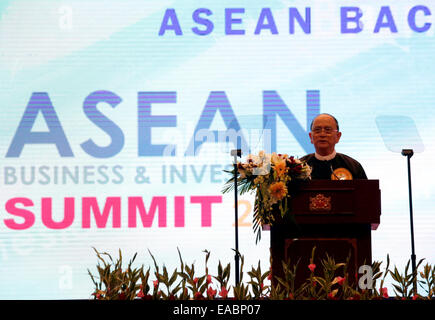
[269,180,381,286]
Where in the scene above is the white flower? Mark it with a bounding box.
[271,152,280,164]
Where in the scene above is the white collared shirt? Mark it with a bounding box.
[314,150,336,161]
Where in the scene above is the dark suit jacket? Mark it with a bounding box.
[300,153,367,180]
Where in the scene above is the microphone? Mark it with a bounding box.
[401,149,414,158]
[330,164,340,180]
[231,149,242,157]
[231,136,242,158]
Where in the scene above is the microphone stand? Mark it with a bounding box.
[231,149,242,286]
[401,149,417,294]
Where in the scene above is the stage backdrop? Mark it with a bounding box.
[0,0,434,299]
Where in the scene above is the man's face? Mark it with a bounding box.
[309,115,342,156]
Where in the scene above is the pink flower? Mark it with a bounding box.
[207,275,212,284]
[327,289,338,300]
[137,290,144,298]
[308,263,316,273]
[380,287,389,298]
[153,280,159,288]
[207,286,217,298]
[194,292,203,300]
[334,276,346,286]
[327,292,337,300]
[219,286,229,299]
[193,277,199,285]
[348,293,360,300]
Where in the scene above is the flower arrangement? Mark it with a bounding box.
[222,151,311,242]
[88,247,435,301]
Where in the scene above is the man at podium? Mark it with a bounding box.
[300,113,367,180]
[270,114,379,287]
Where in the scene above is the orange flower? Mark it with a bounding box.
[274,160,287,177]
[269,181,287,201]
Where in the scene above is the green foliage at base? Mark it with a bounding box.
[88,247,434,300]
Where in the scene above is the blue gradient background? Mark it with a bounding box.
[0,1,434,299]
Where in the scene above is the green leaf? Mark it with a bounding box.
[393,284,403,294]
[169,269,178,286]
[177,247,185,272]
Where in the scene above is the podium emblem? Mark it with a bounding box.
[309,194,332,212]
